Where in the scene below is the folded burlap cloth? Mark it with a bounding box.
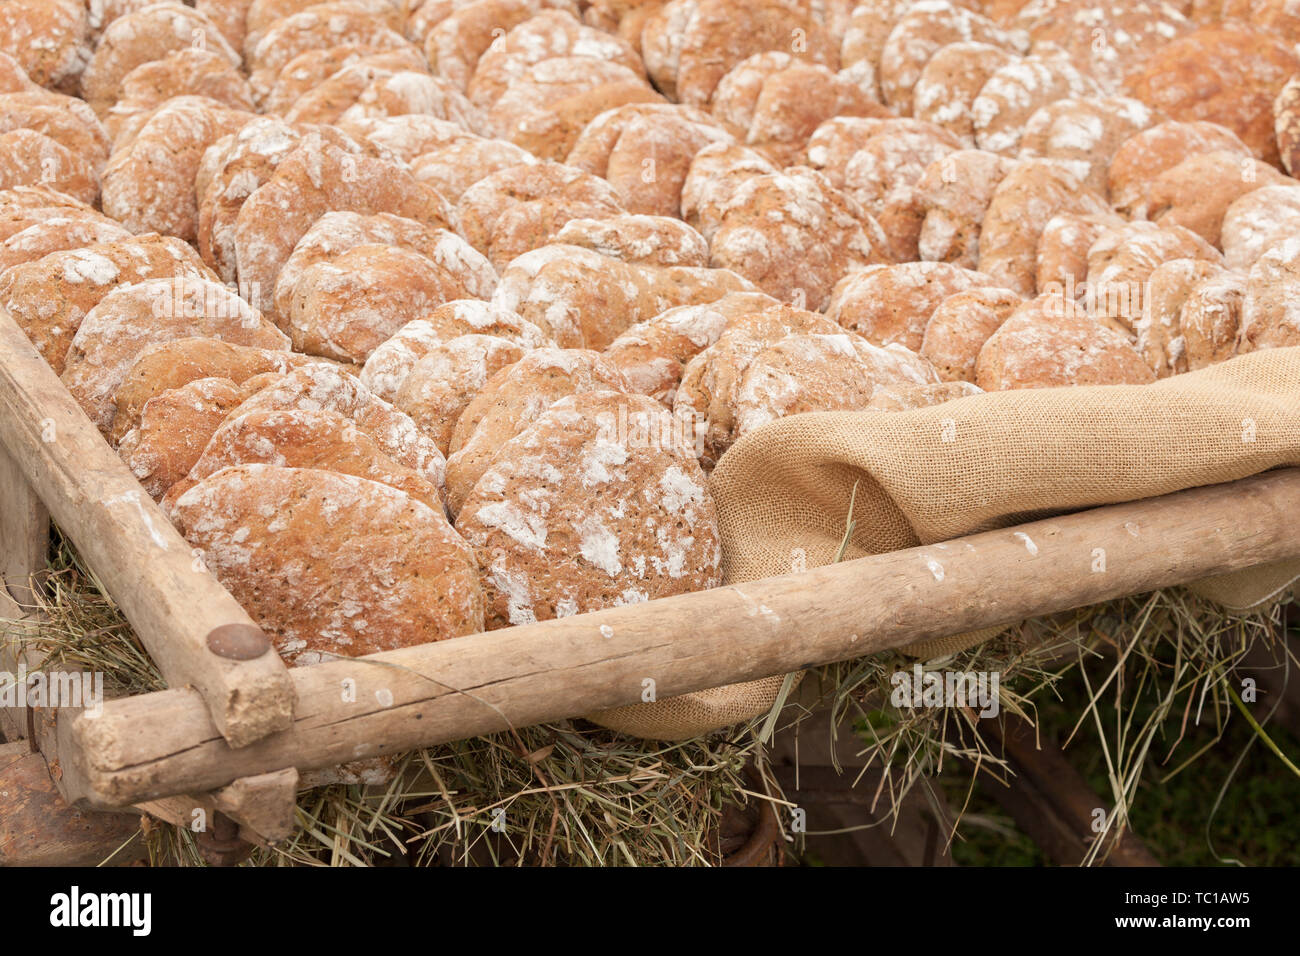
[587,347,1300,740]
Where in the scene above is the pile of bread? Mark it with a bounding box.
[3,0,1300,673]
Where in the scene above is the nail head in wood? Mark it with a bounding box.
[206,624,271,661]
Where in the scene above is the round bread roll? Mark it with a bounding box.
[826,261,993,351]
[117,375,257,500]
[423,0,581,92]
[914,147,1014,268]
[920,285,1023,383]
[0,216,131,278]
[81,4,239,116]
[1239,237,1300,350]
[565,102,731,218]
[244,0,403,58]
[841,128,958,261]
[602,291,780,404]
[0,0,90,94]
[732,331,941,436]
[232,363,448,492]
[110,337,324,443]
[975,293,1157,390]
[167,464,483,664]
[0,129,98,206]
[1273,73,1300,176]
[1133,258,1225,379]
[395,334,530,454]
[411,136,537,203]
[456,390,720,628]
[1017,96,1156,199]
[1107,120,1252,219]
[1220,184,1300,271]
[547,214,708,267]
[1035,212,1123,296]
[1179,271,1248,370]
[0,91,110,175]
[264,46,428,116]
[972,53,1099,155]
[444,346,630,513]
[61,276,289,432]
[1144,150,1290,247]
[105,48,255,145]
[0,233,214,372]
[457,161,625,269]
[913,42,1018,147]
[1123,25,1299,166]
[679,141,778,240]
[360,299,551,402]
[102,96,255,243]
[169,405,445,513]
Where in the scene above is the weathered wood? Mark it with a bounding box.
[0,741,146,866]
[0,440,47,611]
[52,467,1300,809]
[976,714,1161,867]
[135,767,300,846]
[0,307,294,748]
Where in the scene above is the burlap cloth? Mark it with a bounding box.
[587,348,1300,740]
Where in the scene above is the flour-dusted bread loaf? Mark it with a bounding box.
[0,90,111,176]
[1133,258,1225,378]
[106,49,256,145]
[913,42,1018,147]
[1124,24,1299,167]
[914,147,1014,268]
[1178,270,1248,370]
[1143,151,1290,247]
[492,243,756,348]
[731,331,940,437]
[0,0,90,94]
[467,8,645,109]
[101,96,256,243]
[244,0,404,58]
[444,346,630,512]
[679,141,778,239]
[826,261,993,351]
[1239,237,1300,350]
[1085,220,1223,334]
[81,4,240,115]
[1034,212,1123,295]
[167,405,446,513]
[110,336,325,443]
[1220,184,1300,271]
[0,216,132,278]
[338,111,476,161]
[547,214,708,267]
[708,51,885,167]
[920,285,1023,383]
[457,161,625,269]
[971,52,1099,155]
[975,293,1157,391]
[167,464,483,663]
[423,0,581,92]
[673,304,844,465]
[1274,73,1300,176]
[117,375,258,500]
[395,334,531,453]
[486,56,664,160]
[602,290,779,403]
[194,0,257,53]
[0,51,39,94]
[1017,96,1157,199]
[410,136,537,203]
[642,0,836,107]
[0,233,215,372]
[61,276,290,432]
[264,46,429,115]
[232,129,455,314]
[288,64,483,133]
[286,242,495,363]
[359,299,551,401]
[977,157,1110,297]
[702,165,891,310]
[456,390,720,628]
[0,129,99,206]
[231,363,449,492]
[1107,120,1252,219]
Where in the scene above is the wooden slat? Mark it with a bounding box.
[51,467,1300,809]
[0,307,294,748]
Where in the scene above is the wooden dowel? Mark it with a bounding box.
[54,467,1300,809]
[0,308,295,748]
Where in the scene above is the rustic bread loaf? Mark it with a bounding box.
[263,46,428,115]
[0,91,110,175]
[1133,258,1225,378]
[0,129,99,206]
[602,291,780,404]
[167,464,482,663]
[1017,96,1157,198]
[1143,151,1290,247]
[1220,184,1300,271]
[547,214,708,267]
[0,0,90,94]
[360,299,551,402]
[423,0,580,91]
[106,48,255,145]
[410,136,538,202]
[971,52,1099,155]
[0,216,131,278]
[565,102,732,218]
[1239,237,1300,350]
[444,346,630,512]
[1035,212,1123,295]
[395,334,531,453]
[920,285,1023,383]
[1107,120,1252,219]
[975,293,1157,390]
[913,42,1018,146]
[455,390,720,628]
[0,233,215,372]
[914,147,1014,268]
[61,276,289,432]
[826,262,994,351]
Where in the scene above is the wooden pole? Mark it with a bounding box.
[0,308,295,748]
[53,467,1300,809]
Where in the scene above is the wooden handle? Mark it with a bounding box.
[54,467,1300,808]
[0,308,295,748]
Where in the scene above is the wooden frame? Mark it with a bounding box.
[2,302,1299,857]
